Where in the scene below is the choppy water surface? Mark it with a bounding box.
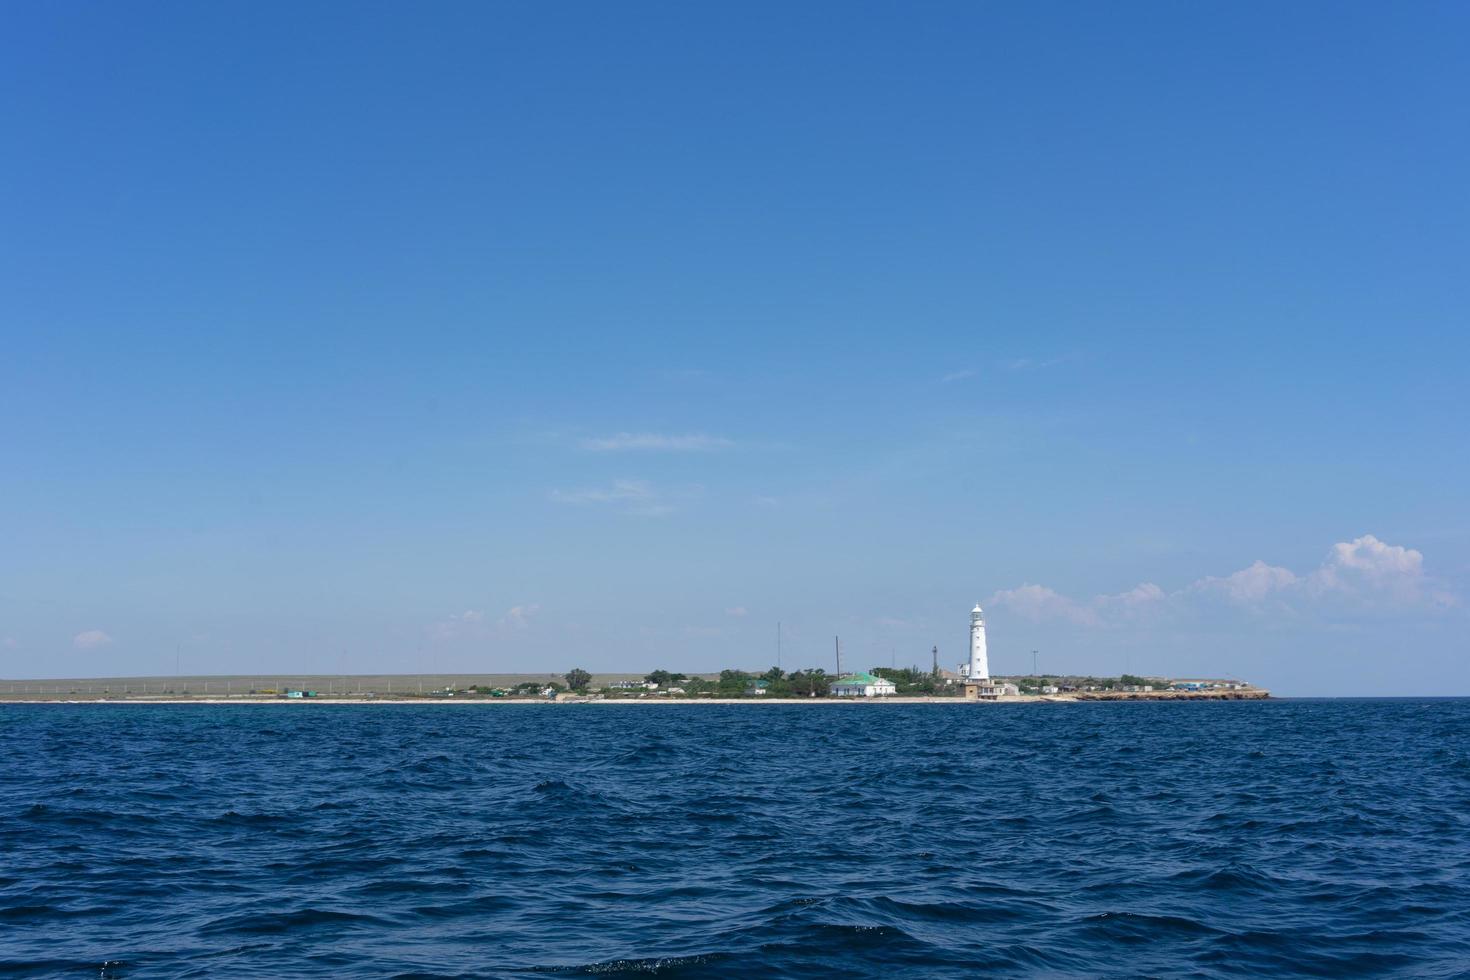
[2,700,1469,978]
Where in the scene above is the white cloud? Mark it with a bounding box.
[1307,534,1452,605]
[989,584,1100,626]
[1006,353,1076,372]
[1086,582,1170,622]
[940,369,975,384]
[989,534,1456,627]
[725,607,748,617]
[1192,560,1299,603]
[428,610,484,641]
[549,479,689,516]
[73,629,112,649]
[1116,582,1166,605]
[582,432,732,452]
[500,604,540,629]
[431,605,540,641]
[550,479,655,505]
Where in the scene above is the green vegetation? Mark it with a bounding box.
[644,670,687,686]
[1014,676,1055,694]
[872,666,950,696]
[782,668,829,697]
[564,668,592,692]
[716,669,753,695]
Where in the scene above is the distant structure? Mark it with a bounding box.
[969,604,989,682]
[830,671,897,698]
[963,603,1002,700]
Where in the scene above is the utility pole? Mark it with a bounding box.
[834,636,841,676]
[932,645,939,678]
[1032,650,1038,677]
[777,621,782,670]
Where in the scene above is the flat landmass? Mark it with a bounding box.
[0,672,1268,704]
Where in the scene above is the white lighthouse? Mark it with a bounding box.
[968,603,990,683]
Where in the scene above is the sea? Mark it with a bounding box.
[2,699,1468,978]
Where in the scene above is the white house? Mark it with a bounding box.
[829,672,897,698]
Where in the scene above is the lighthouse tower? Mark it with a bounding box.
[968,603,990,683]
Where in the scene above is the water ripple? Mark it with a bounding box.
[1,700,1468,977]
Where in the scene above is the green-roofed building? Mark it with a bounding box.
[829,672,897,698]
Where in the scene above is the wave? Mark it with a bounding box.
[2,699,1469,977]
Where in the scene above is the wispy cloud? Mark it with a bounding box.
[550,479,690,516]
[73,629,113,649]
[1006,353,1077,372]
[988,584,1103,626]
[725,606,748,618]
[582,432,732,452]
[989,534,1456,628]
[428,610,484,641]
[940,369,976,384]
[551,479,656,505]
[430,605,540,641]
[500,604,540,629]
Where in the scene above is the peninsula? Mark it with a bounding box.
[0,668,1267,703]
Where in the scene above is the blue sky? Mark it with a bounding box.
[3,3,1467,695]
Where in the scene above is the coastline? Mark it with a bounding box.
[0,690,1270,706]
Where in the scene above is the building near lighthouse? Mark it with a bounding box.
[829,672,897,698]
[963,603,1004,700]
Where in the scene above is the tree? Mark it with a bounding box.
[718,669,752,694]
[787,668,828,697]
[645,669,687,686]
[873,666,940,695]
[565,668,592,692]
[761,666,785,684]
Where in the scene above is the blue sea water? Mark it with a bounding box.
[2,700,1469,978]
